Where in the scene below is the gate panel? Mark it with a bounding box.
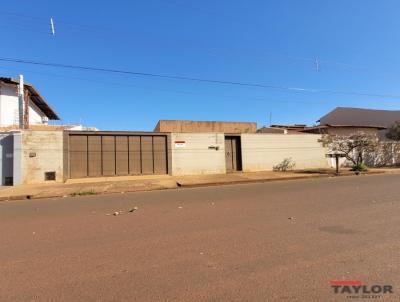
[153,136,167,174]
[129,136,141,174]
[70,135,88,178]
[225,136,242,172]
[102,136,115,176]
[69,133,168,179]
[116,136,129,175]
[141,136,154,174]
[231,138,238,171]
[225,138,233,172]
[88,136,102,177]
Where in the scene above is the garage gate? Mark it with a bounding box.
[68,133,168,179]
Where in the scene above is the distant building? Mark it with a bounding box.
[154,120,257,133]
[257,127,286,134]
[257,124,307,134]
[0,77,60,128]
[302,107,397,136]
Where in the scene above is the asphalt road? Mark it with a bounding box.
[1,174,400,302]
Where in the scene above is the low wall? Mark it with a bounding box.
[241,134,330,171]
[170,133,226,175]
[20,130,64,184]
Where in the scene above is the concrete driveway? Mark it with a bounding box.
[1,174,399,301]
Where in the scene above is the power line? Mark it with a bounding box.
[0,57,318,91]
[4,64,376,106]
[1,57,400,99]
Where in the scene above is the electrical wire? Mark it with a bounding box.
[1,57,400,99]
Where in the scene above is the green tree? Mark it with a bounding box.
[386,121,400,141]
[322,132,378,170]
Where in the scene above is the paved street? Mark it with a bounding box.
[1,174,400,301]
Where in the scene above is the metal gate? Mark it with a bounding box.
[68,133,168,179]
[225,136,242,172]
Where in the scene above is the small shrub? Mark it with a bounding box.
[70,190,97,197]
[273,158,296,172]
[350,163,368,172]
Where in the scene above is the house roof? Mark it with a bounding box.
[318,107,400,128]
[302,124,386,133]
[257,127,286,134]
[0,77,60,120]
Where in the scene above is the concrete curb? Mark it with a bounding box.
[176,174,330,188]
[0,195,32,202]
[0,170,390,202]
[0,183,180,202]
[175,171,385,188]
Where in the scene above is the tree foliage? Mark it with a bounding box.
[386,121,400,141]
[322,132,379,166]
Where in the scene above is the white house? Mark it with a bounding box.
[0,77,59,127]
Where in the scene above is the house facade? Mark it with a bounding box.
[0,77,59,128]
[2,129,330,186]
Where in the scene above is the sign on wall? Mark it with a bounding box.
[175,140,186,148]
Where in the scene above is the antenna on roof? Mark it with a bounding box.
[315,58,320,72]
[50,17,56,35]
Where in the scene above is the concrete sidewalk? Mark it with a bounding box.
[0,168,399,201]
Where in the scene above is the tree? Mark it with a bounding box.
[386,121,400,141]
[322,132,378,170]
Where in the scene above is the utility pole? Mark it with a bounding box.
[24,88,29,129]
[18,75,24,129]
[315,58,320,72]
[18,74,29,129]
[50,18,56,35]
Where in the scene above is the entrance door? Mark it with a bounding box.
[225,136,242,172]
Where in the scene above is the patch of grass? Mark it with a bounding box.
[351,163,368,172]
[70,190,97,197]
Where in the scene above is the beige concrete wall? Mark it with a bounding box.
[170,133,226,175]
[241,134,330,171]
[156,120,257,133]
[20,130,64,184]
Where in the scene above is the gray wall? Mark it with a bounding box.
[0,132,14,185]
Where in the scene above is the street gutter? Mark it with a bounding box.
[0,170,389,202]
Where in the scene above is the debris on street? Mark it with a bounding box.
[106,207,139,216]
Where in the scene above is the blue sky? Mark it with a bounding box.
[1,1,400,130]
